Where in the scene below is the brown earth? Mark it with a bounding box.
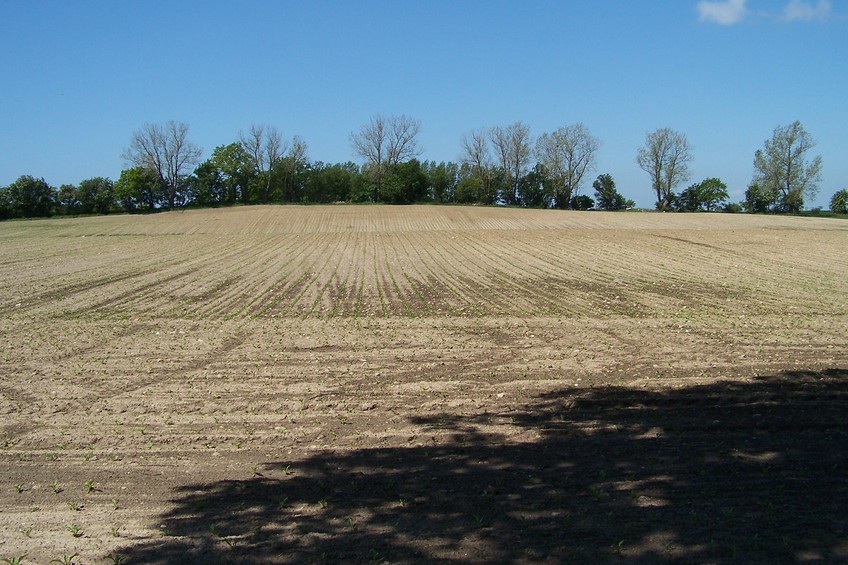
[0,205,846,564]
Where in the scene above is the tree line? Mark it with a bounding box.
[2,117,846,221]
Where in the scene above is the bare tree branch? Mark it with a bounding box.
[123,121,201,209]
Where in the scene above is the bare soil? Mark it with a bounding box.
[0,206,846,563]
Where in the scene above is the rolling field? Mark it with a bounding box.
[1,205,846,563]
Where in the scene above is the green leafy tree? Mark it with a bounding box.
[424,161,459,203]
[381,160,429,204]
[743,181,779,214]
[831,189,848,214]
[570,194,595,210]
[272,136,309,202]
[455,174,484,204]
[190,160,225,207]
[675,177,728,212]
[201,143,255,204]
[114,167,162,212]
[637,128,692,211]
[3,175,55,218]
[592,174,633,210]
[520,163,550,208]
[77,177,115,214]
[753,120,822,212]
[303,162,360,203]
[56,184,80,215]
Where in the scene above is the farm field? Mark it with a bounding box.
[0,205,846,564]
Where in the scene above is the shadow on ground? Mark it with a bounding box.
[121,368,848,564]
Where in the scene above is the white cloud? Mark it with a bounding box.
[782,0,832,21]
[697,0,748,24]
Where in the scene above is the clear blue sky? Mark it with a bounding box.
[1,0,845,208]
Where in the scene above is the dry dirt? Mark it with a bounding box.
[0,205,846,564]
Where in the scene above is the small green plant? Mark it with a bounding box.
[111,498,120,510]
[106,554,126,565]
[52,480,63,494]
[13,482,25,493]
[19,527,33,538]
[613,539,625,555]
[1,555,27,565]
[84,479,97,493]
[67,501,82,511]
[66,523,84,537]
[109,525,121,537]
[318,497,329,508]
[50,553,78,565]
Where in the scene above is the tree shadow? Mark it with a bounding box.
[121,368,848,563]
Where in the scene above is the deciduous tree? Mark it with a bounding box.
[830,189,848,214]
[114,167,162,212]
[675,177,728,212]
[636,128,692,211]
[593,174,633,210]
[56,184,80,215]
[122,121,202,209]
[201,143,255,204]
[753,120,822,212]
[460,130,496,204]
[424,161,459,203]
[240,125,285,203]
[490,122,532,205]
[351,114,421,201]
[743,182,778,214]
[535,124,599,209]
[274,136,309,202]
[2,175,55,218]
[77,177,115,214]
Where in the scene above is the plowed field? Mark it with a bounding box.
[1,206,846,563]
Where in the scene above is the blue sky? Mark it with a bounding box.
[1,0,845,208]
